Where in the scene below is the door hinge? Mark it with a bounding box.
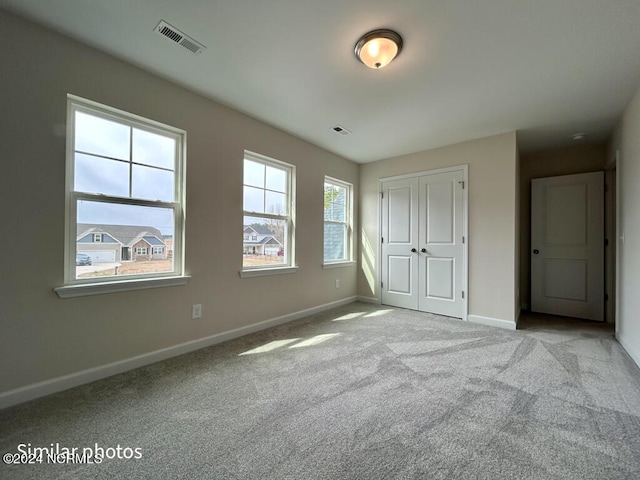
[462,291,465,299]
[462,236,465,244]
[381,191,384,199]
[605,293,609,301]
[381,281,384,288]
[605,238,609,246]
[458,181,465,189]
[381,237,384,244]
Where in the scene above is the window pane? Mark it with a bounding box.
[133,128,176,169]
[265,191,286,215]
[324,202,332,221]
[75,153,129,197]
[244,160,264,188]
[75,111,130,160]
[243,216,287,268]
[244,186,265,212]
[132,165,174,202]
[324,223,347,262]
[265,166,286,192]
[76,200,174,279]
[331,202,346,222]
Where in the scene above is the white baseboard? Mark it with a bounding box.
[616,332,640,369]
[0,296,358,409]
[468,314,517,331]
[356,295,380,304]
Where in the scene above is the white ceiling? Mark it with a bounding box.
[3,0,640,163]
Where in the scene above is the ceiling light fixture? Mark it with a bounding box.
[354,29,403,69]
[572,133,586,141]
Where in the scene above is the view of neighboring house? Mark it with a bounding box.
[77,224,168,263]
[162,235,174,260]
[243,225,282,255]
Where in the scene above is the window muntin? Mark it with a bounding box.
[242,152,294,270]
[324,178,352,263]
[65,95,185,285]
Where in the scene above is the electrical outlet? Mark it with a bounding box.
[192,304,202,319]
[335,279,340,289]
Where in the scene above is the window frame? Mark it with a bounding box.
[55,95,188,298]
[240,150,297,277]
[323,176,354,267]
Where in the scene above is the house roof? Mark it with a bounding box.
[143,236,165,246]
[244,225,276,236]
[77,224,166,248]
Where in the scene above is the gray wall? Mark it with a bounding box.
[608,83,640,366]
[0,11,358,396]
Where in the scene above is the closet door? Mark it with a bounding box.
[418,170,465,318]
[381,177,419,310]
[381,169,466,319]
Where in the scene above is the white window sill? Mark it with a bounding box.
[54,275,190,298]
[240,266,299,278]
[322,261,356,269]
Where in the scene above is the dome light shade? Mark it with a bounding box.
[354,29,403,69]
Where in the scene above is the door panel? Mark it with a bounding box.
[426,182,454,244]
[426,257,454,300]
[388,188,412,243]
[545,184,587,245]
[387,256,413,294]
[531,172,604,320]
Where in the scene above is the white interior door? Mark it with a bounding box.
[381,168,466,318]
[418,171,464,317]
[531,172,604,321]
[381,178,419,310]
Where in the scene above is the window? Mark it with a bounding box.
[324,177,353,264]
[242,151,295,273]
[56,95,187,297]
[152,247,163,255]
[136,247,148,255]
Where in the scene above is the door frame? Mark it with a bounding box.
[378,164,469,321]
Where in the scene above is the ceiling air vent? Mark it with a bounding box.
[154,21,205,55]
[332,126,352,136]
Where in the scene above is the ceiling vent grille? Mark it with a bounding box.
[154,21,205,55]
[332,126,352,136]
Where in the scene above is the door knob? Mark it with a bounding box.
[421,248,427,253]
[411,248,417,253]
[533,249,539,254]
